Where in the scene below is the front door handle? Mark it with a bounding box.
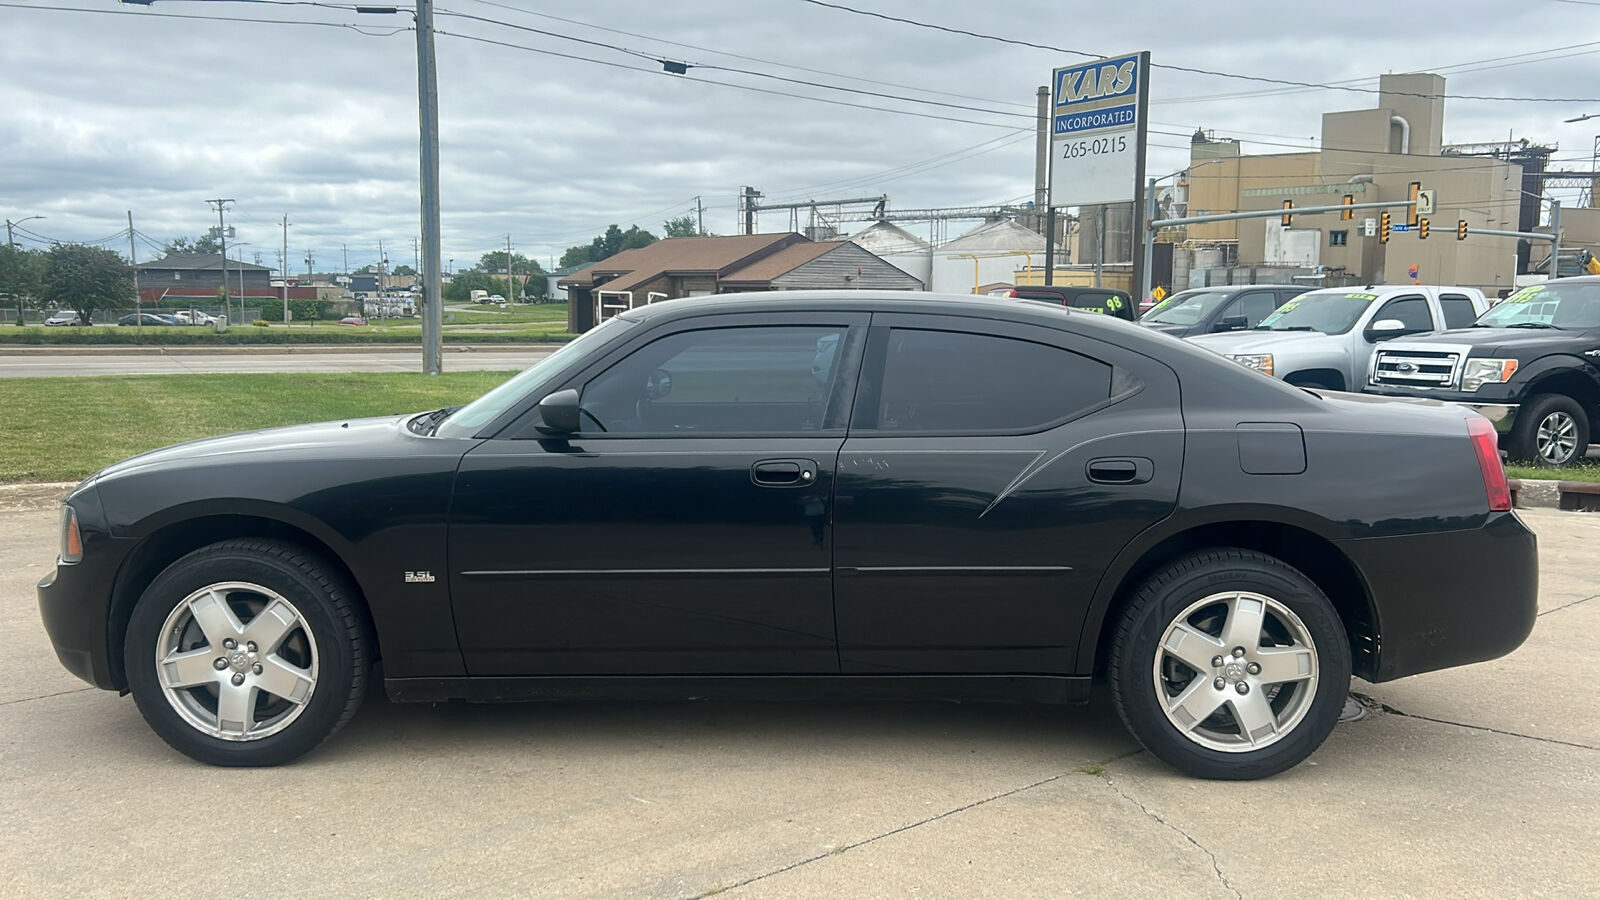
[752,458,818,487]
[1087,457,1153,485]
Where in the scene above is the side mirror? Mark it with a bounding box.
[536,388,581,435]
[1213,315,1248,332]
[1366,318,1406,341]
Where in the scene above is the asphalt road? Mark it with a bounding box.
[3,494,1597,897]
[0,348,555,378]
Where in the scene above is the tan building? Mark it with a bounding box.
[1181,73,1526,295]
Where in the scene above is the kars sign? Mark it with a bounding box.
[1049,51,1150,207]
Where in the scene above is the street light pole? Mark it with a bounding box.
[6,215,44,325]
[415,0,444,374]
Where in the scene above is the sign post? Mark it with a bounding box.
[1048,51,1150,299]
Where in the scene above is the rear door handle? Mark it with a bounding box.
[1087,457,1153,485]
[752,458,817,487]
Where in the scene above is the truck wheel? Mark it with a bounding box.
[1507,394,1588,467]
[1109,549,1351,780]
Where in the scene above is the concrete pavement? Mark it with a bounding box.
[2,500,1596,898]
[0,348,555,378]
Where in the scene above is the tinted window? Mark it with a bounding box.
[1440,295,1479,329]
[1143,289,1232,325]
[1374,296,1433,331]
[1232,291,1281,327]
[580,325,848,435]
[870,329,1112,433]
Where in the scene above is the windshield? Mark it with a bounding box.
[1477,281,1600,329]
[433,316,632,437]
[1254,290,1374,335]
[1142,289,1233,325]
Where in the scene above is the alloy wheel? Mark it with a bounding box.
[1536,411,1579,465]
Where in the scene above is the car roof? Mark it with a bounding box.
[619,290,1098,327]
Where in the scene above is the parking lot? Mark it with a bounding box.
[2,493,1596,898]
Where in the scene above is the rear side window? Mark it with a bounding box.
[1232,291,1281,327]
[866,329,1112,433]
[1374,296,1433,331]
[1440,294,1479,329]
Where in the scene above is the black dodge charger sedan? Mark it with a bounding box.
[39,292,1537,779]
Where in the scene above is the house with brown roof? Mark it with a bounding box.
[559,233,923,332]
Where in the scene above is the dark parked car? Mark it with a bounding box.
[1366,275,1600,466]
[1139,285,1308,338]
[118,313,179,327]
[988,285,1136,320]
[38,292,1536,778]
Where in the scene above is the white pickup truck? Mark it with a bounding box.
[1185,285,1490,391]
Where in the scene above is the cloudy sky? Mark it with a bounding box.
[2,0,1598,273]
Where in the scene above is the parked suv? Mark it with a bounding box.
[1139,285,1307,339]
[988,285,1136,320]
[1186,285,1488,391]
[1366,275,1600,466]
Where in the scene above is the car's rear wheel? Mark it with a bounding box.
[124,540,370,766]
[1507,393,1588,467]
[1109,549,1350,780]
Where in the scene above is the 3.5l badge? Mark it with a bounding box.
[404,571,436,583]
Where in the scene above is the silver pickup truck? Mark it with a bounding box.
[1185,285,1489,391]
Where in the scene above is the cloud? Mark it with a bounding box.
[2,0,1596,271]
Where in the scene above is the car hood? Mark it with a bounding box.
[1138,321,1193,336]
[1186,330,1334,355]
[1379,326,1595,358]
[96,414,418,481]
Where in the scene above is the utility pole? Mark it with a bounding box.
[281,215,291,325]
[127,211,141,327]
[416,0,444,374]
[1551,199,1563,279]
[206,198,234,316]
[506,233,514,301]
[696,196,704,235]
[342,243,348,278]
[1033,85,1049,235]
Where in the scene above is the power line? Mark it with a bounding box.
[0,1,414,35]
[791,0,1600,103]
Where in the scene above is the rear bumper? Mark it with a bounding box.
[1338,511,1538,682]
[1363,386,1519,436]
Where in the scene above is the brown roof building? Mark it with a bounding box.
[559,233,923,332]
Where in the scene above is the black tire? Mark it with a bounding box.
[1109,549,1351,780]
[123,539,371,766]
[1506,393,1588,467]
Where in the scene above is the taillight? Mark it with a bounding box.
[60,505,83,564]
[1467,416,1511,511]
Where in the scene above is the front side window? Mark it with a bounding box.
[867,328,1112,433]
[580,325,848,435]
[1143,289,1233,325]
[1373,296,1432,332]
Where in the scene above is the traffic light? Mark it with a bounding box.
[1341,194,1354,220]
[1418,218,1430,240]
[1457,219,1468,241]
[1281,200,1293,227]
[1380,211,1391,244]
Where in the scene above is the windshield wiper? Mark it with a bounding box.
[1505,322,1560,329]
[412,406,460,436]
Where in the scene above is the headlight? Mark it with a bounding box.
[59,504,83,564]
[1461,358,1518,391]
[1230,354,1274,376]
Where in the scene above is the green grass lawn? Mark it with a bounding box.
[1,303,573,344]
[1,371,516,484]
[1507,463,1600,483]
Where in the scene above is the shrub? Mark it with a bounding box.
[252,320,272,327]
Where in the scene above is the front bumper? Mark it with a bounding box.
[1337,510,1538,682]
[37,558,120,691]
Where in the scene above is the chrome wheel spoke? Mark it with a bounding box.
[1254,646,1315,685]
[1162,622,1225,674]
[1219,594,1266,652]
[215,682,257,735]
[255,656,315,705]
[159,647,222,690]
[1230,691,1279,745]
[1166,678,1227,732]
[187,589,244,648]
[241,599,299,653]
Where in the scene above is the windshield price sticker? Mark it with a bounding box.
[1506,286,1545,304]
[1343,293,1379,301]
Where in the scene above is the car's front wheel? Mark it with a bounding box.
[1507,393,1588,467]
[1109,549,1350,780]
[124,539,371,766]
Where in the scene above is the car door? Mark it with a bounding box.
[448,312,868,675]
[831,314,1183,674]
[1209,289,1281,333]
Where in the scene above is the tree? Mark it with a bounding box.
[164,233,223,257]
[442,269,493,304]
[662,214,707,239]
[391,264,417,277]
[1,244,44,325]
[559,224,659,269]
[477,250,536,275]
[40,243,133,325]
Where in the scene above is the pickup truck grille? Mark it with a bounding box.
[1371,349,1461,388]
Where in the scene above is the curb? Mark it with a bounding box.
[0,481,77,512]
[1509,478,1600,511]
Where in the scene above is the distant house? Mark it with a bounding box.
[558,233,923,332]
[136,253,273,293]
